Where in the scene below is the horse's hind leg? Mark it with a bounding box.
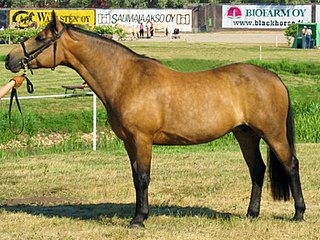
[233,126,266,218]
[267,140,306,221]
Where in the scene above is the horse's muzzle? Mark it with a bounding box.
[5,54,21,73]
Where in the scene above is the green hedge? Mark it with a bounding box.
[0,25,123,44]
[0,28,41,44]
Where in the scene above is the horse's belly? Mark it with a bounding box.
[153,126,229,145]
[153,103,238,145]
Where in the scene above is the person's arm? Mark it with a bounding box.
[0,76,26,99]
[0,80,15,99]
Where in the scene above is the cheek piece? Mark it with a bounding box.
[20,24,66,75]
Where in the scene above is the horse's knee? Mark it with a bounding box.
[138,172,150,189]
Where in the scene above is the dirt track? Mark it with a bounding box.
[139,31,288,44]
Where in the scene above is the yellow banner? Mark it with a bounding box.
[9,9,95,28]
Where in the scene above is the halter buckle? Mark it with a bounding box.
[21,57,33,75]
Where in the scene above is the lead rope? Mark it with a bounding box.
[8,74,34,134]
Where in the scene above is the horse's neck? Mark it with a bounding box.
[65,34,133,104]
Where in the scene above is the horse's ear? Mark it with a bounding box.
[51,10,63,31]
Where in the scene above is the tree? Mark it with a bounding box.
[88,0,107,8]
[1,0,319,9]
[284,23,297,46]
[148,0,168,9]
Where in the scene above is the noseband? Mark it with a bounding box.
[20,24,66,74]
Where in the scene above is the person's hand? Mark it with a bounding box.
[11,75,25,89]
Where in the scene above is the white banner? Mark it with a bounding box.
[96,9,192,32]
[315,5,320,23]
[222,5,312,29]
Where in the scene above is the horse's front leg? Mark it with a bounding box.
[124,136,152,228]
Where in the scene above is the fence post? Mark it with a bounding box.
[93,93,97,151]
[259,45,262,61]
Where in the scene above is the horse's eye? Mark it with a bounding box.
[36,35,46,42]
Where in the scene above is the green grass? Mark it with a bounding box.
[162,59,228,72]
[248,59,320,76]
[0,43,319,157]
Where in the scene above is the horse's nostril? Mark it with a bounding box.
[5,55,10,68]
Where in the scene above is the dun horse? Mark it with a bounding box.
[5,12,305,228]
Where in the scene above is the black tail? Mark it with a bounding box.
[268,95,295,201]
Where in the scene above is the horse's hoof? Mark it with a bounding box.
[290,211,305,222]
[246,211,259,219]
[291,217,304,222]
[128,221,145,229]
[291,215,304,222]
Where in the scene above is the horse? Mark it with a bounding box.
[115,23,139,40]
[5,11,306,228]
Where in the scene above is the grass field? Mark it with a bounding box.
[0,144,319,239]
[0,41,319,239]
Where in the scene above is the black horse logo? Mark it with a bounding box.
[12,11,35,28]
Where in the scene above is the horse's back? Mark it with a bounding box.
[158,62,288,109]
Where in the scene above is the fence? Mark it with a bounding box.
[1,92,98,151]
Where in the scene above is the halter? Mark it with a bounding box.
[20,23,66,74]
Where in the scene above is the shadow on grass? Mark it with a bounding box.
[1,200,238,222]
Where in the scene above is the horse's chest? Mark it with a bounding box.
[107,114,127,140]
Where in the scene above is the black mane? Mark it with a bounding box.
[65,24,160,63]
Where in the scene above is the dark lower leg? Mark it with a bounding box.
[247,161,266,218]
[233,129,265,218]
[288,156,306,221]
[130,171,150,227]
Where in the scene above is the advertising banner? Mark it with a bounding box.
[9,9,95,28]
[315,5,320,23]
[222,5,312,29]
[96,9,192,32]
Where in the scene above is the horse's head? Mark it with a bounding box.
[6,11,66,73]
